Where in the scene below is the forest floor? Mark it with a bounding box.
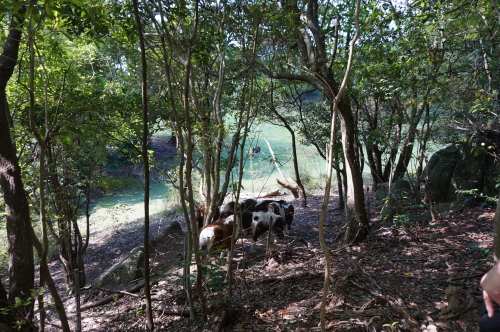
[39,136,494,332]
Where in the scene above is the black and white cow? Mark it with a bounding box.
[250,211,285,253]
[254,200,295,235]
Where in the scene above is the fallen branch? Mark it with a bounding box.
[276,178,300,198]
[256,189,282,198]
[349,280,380,297]
[158,305,191,316]
[84,284,142,298]
[331,308,388,319]
[80,281,145,311]
[256,272,322,284]
[355,262,382,290]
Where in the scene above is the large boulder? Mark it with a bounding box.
[378,179,416,220]
[93,220,182,290]
[93,245,146,290]
[417,201,465,220]
[423,143,500,203]
[376,179,414,201]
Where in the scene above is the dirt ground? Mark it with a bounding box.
[38,136,494,331]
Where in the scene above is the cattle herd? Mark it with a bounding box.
[196,199,295,260]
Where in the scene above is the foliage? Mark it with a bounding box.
[0,0,499,327]
[455,188,498,208]
[391,213,414,232]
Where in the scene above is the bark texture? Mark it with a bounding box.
[0,3,35,324]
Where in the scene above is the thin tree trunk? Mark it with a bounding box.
[154,0,198,320]
[258,0,368,244]
[318,3,361,331]
[25,15,50,330]
[256,124,286,181]
[30,230,70,332]
[132,0,154,329]
[269,98,307,207]
[336,167,345,210]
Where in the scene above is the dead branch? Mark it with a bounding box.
[80,281,145,311]
[349,280,380,297]
[276,178,300,198]
[331,308,388,319]
[157,305,191,316]
[256,189,282,198]
[256,272,322,284]
[354,262,382,290]
[84,284,142,298]
[448,273,484,281]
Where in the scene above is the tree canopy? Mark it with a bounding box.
[0,0,499,330]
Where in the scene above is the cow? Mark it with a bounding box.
[255,200,295,235]
[267,201,295,234]
[250,211,285,253]
[254,199,286,213]
[195,205,221,229]
[219,201,238,220]
[218,199,257,220]
[198,216,237,261]
[234,210,253,236]
[240,198,257,213]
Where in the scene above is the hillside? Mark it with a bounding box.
[38,136,492,332]
[41,196,493,332]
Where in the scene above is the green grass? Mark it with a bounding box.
[0,123,331,274]
[77,179,177,239]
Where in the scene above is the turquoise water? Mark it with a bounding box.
[221,122,327,196]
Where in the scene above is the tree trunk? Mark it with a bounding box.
[365,145,385,189]
[43,143,86,291]
[0,2,35,324]
[133,0,154,327]
[256,0,369,244]
[271,101,307,207]
[31,230,70,332]
[0,278,15,331]
[337,100,370,243]
[336,167,345,210]
[392,92,427,180]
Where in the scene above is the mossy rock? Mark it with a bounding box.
[92,221,181,290]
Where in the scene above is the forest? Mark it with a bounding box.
[0,0,499,331]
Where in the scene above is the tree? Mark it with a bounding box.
[132,0,154,328]
[256,0,369,243]
[0,1,35,327]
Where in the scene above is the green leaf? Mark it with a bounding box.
[14,297,22,308]
[65,0,84,6]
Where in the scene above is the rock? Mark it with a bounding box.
[378,179,415,220]
[93,221,182,290]
[92,245,146,290]
[375,183,389,200]
[376,179,414,202]
[417,201,465,220]
[423,143,500,203]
